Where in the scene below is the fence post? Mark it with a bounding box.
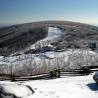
[11,75,15,82]
[80,67,91,75]
[49,69,60,79]
[49,71,54,79]
[55,69,60,78]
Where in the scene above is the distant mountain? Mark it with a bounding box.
[0,21,98,56]
[0,25,11,29]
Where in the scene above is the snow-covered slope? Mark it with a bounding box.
[30,26,65,49]
[24,74,98,98]
[0,73,98,98]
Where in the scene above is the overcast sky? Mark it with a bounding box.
[0,0,98,26]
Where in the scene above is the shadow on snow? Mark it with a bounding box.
[87,83,98,91]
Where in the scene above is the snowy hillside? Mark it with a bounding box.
[0,21,98,56]
[0,26,98,76]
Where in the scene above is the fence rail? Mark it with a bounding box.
[0,66,98,81]
[0,73,50,81]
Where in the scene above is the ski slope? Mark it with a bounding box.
[30,26,65,49]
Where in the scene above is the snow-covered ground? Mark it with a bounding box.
[0,73,98,98]
[0,83,34,98]
[23,73,98,98]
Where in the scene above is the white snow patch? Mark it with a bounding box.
[0,83,34,98]
[0,73,98,98]
[23,74,98,98]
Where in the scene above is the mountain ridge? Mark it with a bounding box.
[0,21,98,56]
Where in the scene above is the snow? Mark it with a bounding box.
[30,26,65,49]
[0,83,34,98]
[0,24,98,98]
[0,26,98,72]
[48,27,64,37]
[0,49,97,65]
[0,73,98,98]
[0,49,98,76]
[23,73,98,98]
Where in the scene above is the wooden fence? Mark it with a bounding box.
[0,66,98,81]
